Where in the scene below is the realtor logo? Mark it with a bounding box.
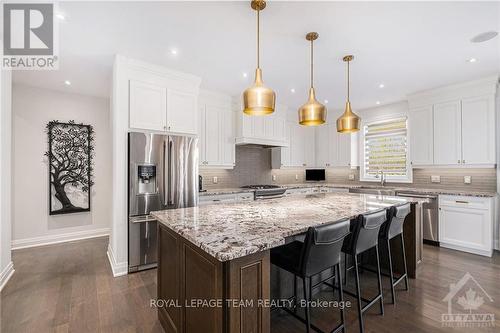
[2,2,58,69]
[441,272,495,328]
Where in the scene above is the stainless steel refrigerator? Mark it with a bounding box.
[128,132,198,272]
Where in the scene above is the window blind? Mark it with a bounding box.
[363,118,408,179]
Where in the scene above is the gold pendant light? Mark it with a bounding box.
[336,55,361,133]
[243,0,276,115]
[298,32,326,126]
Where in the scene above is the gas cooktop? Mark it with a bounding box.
[241,185,286,199]
[241,185,281,190]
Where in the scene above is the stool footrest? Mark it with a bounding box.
[341,288,383,314]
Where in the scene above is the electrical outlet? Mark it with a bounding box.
[348,174,355,181]
[295,174,299,181]
[431,175,441,183]
[212,176,218,184]
[464,176,472,184]
[272,175,277,181]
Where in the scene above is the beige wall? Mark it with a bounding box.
[200,146,496,192]
[11,84,112,247]
[1,70,13,289]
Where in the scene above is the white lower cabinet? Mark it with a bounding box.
[439,195,494,257]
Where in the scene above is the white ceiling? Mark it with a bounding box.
[13,1,500,111]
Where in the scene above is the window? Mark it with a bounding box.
[361,117,412,183]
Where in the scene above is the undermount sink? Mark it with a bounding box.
[349,187,396,196]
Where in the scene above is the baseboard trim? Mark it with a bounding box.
[11,228,110,250]
[107,243,128,277]
[440,242,493,257]
[0,261,15,291]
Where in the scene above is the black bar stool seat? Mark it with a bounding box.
[378,203,411,304]
[271,220,350,333]
[341,209,388,333]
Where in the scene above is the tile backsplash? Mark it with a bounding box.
[200,146,497,192]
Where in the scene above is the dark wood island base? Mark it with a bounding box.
[158,224,271,333]
[153,194,424,333]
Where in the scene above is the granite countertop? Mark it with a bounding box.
[152,192,424,262]
[200,183,496,198]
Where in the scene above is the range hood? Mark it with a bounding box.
[233,97,289,148]
[235,136,288,148]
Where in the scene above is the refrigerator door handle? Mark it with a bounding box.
[163,140,168,206]
[167,137,174,206]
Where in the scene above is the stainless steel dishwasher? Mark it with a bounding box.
[396,191,439,246]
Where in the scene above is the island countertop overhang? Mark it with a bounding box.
[151,192,424,262]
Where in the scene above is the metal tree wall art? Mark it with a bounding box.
[45,120,94,215]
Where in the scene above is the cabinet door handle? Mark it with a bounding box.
[457,159,461,163]
[455,200,469,204]
[462,160,465,164]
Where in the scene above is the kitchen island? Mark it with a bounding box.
[151,192,424,333]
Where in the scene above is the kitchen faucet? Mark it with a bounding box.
[377,170,386,186]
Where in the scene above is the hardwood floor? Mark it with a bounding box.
[2,237,499,332]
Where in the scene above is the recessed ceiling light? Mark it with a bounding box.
[376,101,381,105]
[471,31,498,43]
[55,13,66,20]
[324,99,329,104]
[290,88,295,93]
[242,72,248,78]
[64,80,71,86]
[467,58,477,63]
[378,83,385,88]
[170,48,178,55]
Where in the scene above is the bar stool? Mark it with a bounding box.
[342,209,387,333]
[271,220,350,333]
[378,203,411,304]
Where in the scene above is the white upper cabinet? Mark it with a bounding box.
[432,96,495,166]
[271,121,291,168]
[433,100,462,165]
[121,57,201,136]
[199,90,235,169]
[166,89,197,135]
[289,122,305,167]
[461,95,495,165]
[409,106,433,165]
[408,75,497,168]
[273,118,351,169]
[336,130,351,167]
[202,105,221,165]
[303,127,315,167]
[129,80,167,131]
[313,114,351,168]
[315,124,330,167]
[221,110,235,166]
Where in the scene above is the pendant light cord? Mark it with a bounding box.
[310,39,314,88]
[257,8,260,69]
[347,60,350,102]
